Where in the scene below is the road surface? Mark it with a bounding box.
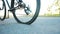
[0,17,60,34]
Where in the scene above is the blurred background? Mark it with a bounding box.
[0,0,60,34]
[0,0,60,17]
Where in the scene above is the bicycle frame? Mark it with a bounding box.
[6,0,11,8]
[0,0,40,25]
[3,0,22,11]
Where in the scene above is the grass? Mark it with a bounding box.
[41,14,60,17]
[0,14,60,19]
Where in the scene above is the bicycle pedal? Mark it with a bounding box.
[25,10,31,15]
[24,8,31,15]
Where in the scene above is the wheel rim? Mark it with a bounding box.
[0,0,6,20]
[13,0,40,24]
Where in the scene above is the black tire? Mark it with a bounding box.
[0,0,6,21]
[12,0,40,25]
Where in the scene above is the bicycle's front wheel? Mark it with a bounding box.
[12,0,40,25]
[0,0,6,21]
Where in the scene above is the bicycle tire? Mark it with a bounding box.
[0,0,6,21]
[12,0,40,25]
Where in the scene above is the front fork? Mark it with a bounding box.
[10,0,15,12]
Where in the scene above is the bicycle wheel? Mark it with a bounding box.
[0,0,6,21]
[12,0,40,25]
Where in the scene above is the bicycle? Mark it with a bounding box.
[0,0,40,25]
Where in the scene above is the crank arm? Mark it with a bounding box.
[8,6,20,11]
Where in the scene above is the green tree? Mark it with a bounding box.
[47,0,60,16]
[55,0,60,15]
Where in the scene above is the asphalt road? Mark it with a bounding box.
[0,17,60,34]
